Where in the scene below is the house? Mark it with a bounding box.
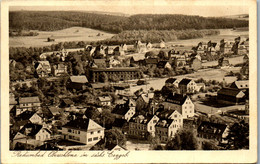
[67,76,88,90]
[173,56,186,67]
[34,61,51,77]
[146,42,153,50]
[217,88,245,104]
[136,92,154,111]
[189,58,202,71]
[230,80,249,91]
[155,119,181,143]
[105,46,114,56]
[179,78,197,94]
[114,84,130,95]
[195,83,206,92]
[18,96,41,111]
[197,121,228,144]
[111,99,136,121]
[109,57,121,67]
[128,114,160,139]
[15,111,43,125]
[52,64,67,76]
[97,96,112,106]
[121,44,128,51]
[48,107,62,117]
[113,46,125,56]
[19,123,51,141]
[165,78,180,87]
[159,40,166,49]
[60,99,74,108]
[134,40,147,53]
[157,61,172,69]
[107,144,127,151]
[163,93,194,119]
[61,118,105,145]
[130,55,145,65]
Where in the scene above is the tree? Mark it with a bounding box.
[166,129,198,150]
[202,141,219,150]
[105,129,126,147]
[100,72,108,83]
[225,120,249,150]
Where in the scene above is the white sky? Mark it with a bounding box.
[9,1,249,17]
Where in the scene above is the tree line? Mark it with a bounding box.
[10,11,248,33]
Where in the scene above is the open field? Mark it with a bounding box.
[9,27,114,47]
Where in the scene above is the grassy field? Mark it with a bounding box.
[9,27,114,47]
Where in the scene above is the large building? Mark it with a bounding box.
[89,67,141,82]
[61,118,105,145]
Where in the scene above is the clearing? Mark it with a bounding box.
[9,27,114,48]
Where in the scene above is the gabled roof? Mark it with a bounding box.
[70,76,88,83]
[107,144,127,151]
[165,78,178,84]
[48,107,62,116]
[112,104,130,115]
[19,123,43,136]
[155,119,174,128]
[165,93,189,105]
[112,118,127,128]
[179,78,193,86]
[129,114,155,125]
[217,88,245,97]
[19,96,40,104]
[131,55,145,62]
[93,59,106,64]
[98,96,112,102]
[230,80,249,89]
[197,121,227,136]
[15,111,38,121]
[139,93,154,103]
[63,118,104,131]
[157,110,175,119]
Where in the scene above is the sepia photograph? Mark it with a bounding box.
[1,0,257,163]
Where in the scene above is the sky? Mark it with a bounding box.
[9,1,249,17]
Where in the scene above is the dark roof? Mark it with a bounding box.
[62,99,74,105]
[112,104,130,115]
[165,78,178,84]
[129,114,154,125]
[217,88,245,97]
[197,121,227,136]
[155,119,174,128]
[157,109,175,119]
[165,93,188,105]
[90,67,139,72]
[63,118,103,131]
[15,111,37,121]
[179,78,193,85]
[112,118,127,128]
[19,123,43,136]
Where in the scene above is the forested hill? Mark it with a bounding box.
[9,11,248,33]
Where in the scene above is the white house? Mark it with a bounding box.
[61,118,105,145]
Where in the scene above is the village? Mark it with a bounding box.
[9,34,249,151]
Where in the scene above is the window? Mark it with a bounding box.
[68,129,72,132]
[46,135,48,138]
[91,132,94,135]
[150,126,152,130]
[88,138,92,142]
[93,137,98,141]
[78,131,80,134]
[98,130,100,133]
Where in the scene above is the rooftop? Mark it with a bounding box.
[19,96,40,104]
[70,76,88,83]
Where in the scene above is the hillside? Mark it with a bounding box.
[9,27,114,47]
[9,11,248,33]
